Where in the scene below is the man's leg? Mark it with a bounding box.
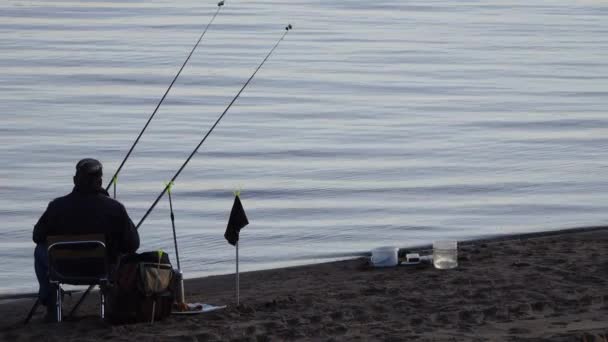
[34,244,50,306]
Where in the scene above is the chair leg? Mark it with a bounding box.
[100,280,109,320]
[100,291,105,319]
[24,299,41,325]
[56,285,62,322]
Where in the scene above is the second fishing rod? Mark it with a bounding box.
[106,1,226,196]
[136,24,293,230]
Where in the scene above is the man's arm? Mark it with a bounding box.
[33,203,52,244]
[119,205,140,253]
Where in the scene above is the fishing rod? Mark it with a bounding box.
[136,24,293,229]
[166,182,180,270]
[105,0,226,194]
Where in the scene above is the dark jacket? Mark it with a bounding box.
[33,187,140,260]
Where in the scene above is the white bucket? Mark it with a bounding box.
[370,246,399,267]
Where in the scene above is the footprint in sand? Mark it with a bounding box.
[550,321,568,326]
[329,311,343,321]
[458,309,484,324]
[255,335,271,342]
[352,309,370,322]
[262,320,284,330]
[508,303,532,317]
[195,332,220,342]
[286,317,302,326]
[307,314,322,324]
[336,291,357,300]
[508,327,532,334]
[531,301,548,312]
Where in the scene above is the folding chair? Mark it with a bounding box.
[47,234,109,322]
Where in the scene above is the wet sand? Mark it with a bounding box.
[1,227,607,341]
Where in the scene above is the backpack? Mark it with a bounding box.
[106,251,176,324]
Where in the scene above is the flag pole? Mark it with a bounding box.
[225,189,248,307]
[236,241,240,306]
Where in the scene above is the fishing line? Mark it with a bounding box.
[136,24,293,229]
[105,1,226,194]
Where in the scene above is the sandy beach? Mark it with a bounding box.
[1,227,607,341]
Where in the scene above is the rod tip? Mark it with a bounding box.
[218,0,225,6]
[285,24,292,31]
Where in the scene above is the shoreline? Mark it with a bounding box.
[1,226,607,340]
[1,224,606,302]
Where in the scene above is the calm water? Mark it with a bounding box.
[1,0,607,294]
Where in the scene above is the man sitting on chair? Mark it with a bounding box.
[33,158,140,319]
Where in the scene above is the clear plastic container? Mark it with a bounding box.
[433,240,458,269]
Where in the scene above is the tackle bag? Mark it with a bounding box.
[106,251,176,324]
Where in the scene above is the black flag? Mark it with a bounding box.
[224,195,249,246]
